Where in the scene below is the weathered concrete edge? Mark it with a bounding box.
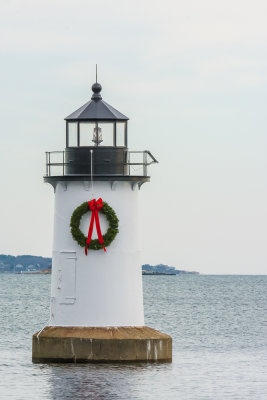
[32,326,172,363]
[32,326,172,340]
[32,338,172,363]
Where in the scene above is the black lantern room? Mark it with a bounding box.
[65,82,128,148]
[45,80,157,186]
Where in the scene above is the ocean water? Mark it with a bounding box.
[0,274,266,400]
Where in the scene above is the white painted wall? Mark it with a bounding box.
[49,180,144,327]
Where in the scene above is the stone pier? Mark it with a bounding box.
[32,326,172,363]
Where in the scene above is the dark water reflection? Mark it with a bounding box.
[43,363,172,400]
[0,275,267,399]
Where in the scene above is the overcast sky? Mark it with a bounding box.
[0,0,266,274]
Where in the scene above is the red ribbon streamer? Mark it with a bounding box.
[85,198,106,255]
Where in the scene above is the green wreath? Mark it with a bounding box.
[70,201,119,250]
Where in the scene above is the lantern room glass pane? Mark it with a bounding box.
[116,122,126,146]
[68,123,77,147]
[80,122,95,146]
[97,122,114,146]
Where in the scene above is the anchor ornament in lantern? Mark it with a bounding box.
[32,76,172,363]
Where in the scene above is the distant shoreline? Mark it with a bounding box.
[0,254,199,275]
[142,272,176,276]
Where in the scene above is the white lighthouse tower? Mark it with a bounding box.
[33,78,172,362]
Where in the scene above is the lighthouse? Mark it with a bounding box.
[32,77,172,363]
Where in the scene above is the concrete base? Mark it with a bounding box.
[32,326,172,363]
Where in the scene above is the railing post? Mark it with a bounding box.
[49,152,51,176]
[143,151,148,176]
[63,151,65,176]
[45,152,48,176]
[128,151,131,176]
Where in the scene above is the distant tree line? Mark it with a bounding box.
[142,264,199,275]
[0,255,198,274]
[0,254,52,273]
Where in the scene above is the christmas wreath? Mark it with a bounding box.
[70,198,119,254]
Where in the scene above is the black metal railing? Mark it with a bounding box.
[45,150,158,177]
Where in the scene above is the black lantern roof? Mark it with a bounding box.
[65,82,129,121]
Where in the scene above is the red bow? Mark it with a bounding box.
[85,198,106,255]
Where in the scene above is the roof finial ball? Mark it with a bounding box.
[91,82,102,100]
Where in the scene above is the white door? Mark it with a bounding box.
[58,250,76,305]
